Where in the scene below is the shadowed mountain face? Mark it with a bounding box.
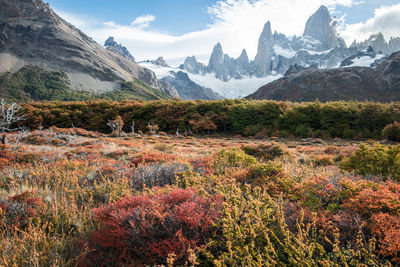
[0,0,174,97]
[247,51,400,103]
[161,71,221,101]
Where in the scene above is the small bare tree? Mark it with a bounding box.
[0,99,26,144]
[15,126,30,146]
[130,120,135,135]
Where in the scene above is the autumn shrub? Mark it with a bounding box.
[0,191,44,230]
[0,146,13,167]
[154,143,175,153]
[214,148,257,174]
[342,181,400,216]
[369,213,400,263]
[382,121,400,142]
[201,178,379,266]
[22,134,48,145]
[312,155,335,166]
[242,143,284,161]
[130,163,189,190]
[131,152,177,167]
[190,156,215,176]
[234,163,292,196]
[80,188,222,266]
[15,152,43,164]
[340,143,400,181]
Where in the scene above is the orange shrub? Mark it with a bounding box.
[370,213,400,263]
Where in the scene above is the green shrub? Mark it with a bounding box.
[242,144,284,161]
[382,122,400,142]
[312,155,335,166]
[294,125,313,138]
[340,143,400,181]
[214,148,257,173]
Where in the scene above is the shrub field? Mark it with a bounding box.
[1,124,400,265]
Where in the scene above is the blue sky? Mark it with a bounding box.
[47,0,216,34]
[46,0,400,65]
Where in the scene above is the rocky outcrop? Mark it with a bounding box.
[137,68,178,98]
[340,46,386,67]
[179,56,207,75]
[247,51,400,102]
[284,63,318,76]
[104,36,135,62]
[0,0,174,97]
[162,71,221,100]
[150,57,170,67]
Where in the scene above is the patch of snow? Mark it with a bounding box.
[187,73,282,99]
[139,61,281,99]
[348,54,385,67]
[139,62,175,78]
[299,36,321,45]
[298,49,333,55]
[274,45,296,58]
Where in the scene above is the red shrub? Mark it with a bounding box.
[131,152,176,167]
[190,156,215,176]
[0,191,44,229]
[79,188,222,266]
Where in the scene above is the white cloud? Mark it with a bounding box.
[131,15,156,29]
[341,4,400,44]
[54,0,400,67]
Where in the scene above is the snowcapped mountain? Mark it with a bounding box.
[179,5,400,92]
[139,60,279,99]
[138,5,400,100]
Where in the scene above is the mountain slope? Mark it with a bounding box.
[0,0,173,100]
[247,51,400,102]
[161,71,221,100]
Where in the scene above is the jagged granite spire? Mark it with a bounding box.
[208,43,225,70]
[303,5,338,50]
[254,21,274,77]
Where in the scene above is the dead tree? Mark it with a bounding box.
[0,99,26,144]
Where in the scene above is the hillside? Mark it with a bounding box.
[0,0,174,101]
[247,50,400,102]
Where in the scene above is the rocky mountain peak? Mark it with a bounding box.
[0,0,57,22]
[151,57,170,67]
[208,42,225,69]
[104,36,135,62]
[253,21,274,77]
[260,21,274,45]
[237,49,249,64]
[180,55,207,75]
[303,5,338,50]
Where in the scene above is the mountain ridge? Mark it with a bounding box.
[0,0,176,100]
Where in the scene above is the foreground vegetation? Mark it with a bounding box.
[22,99,400,139]
[0,65,169,102]
[1,126,400,265]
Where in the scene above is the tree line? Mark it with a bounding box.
[21,99,400,139]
